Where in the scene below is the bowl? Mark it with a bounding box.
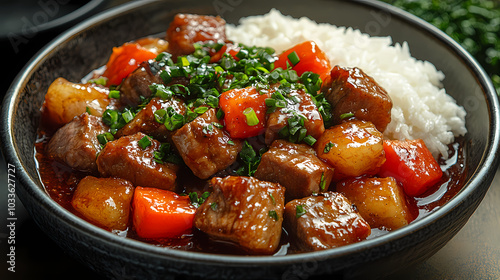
[2,0,499,279]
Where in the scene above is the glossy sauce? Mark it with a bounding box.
[35,130,467,255]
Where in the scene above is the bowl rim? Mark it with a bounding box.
[2,0,500,267]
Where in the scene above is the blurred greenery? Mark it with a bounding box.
[382,0,500,95]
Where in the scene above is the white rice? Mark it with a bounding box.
[226,9,467,158]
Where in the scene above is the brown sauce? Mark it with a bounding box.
[35,130,467,255]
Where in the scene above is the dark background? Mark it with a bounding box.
[1,0,499,279]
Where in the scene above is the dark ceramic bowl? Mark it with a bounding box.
[2,0,499,279]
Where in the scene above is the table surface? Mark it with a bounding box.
[1,1,499,279]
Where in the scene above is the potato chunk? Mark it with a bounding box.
[336,177,413,230]
[43,77,109,127]
[71,176,134,231]
[315,120,385,179]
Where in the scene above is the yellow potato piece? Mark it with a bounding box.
[337,177,413,230]
[316,120,385,178]
[71,176,134,231]
[44,77,109,127]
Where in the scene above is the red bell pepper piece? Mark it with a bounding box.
[219,86,270,138]
[132,187,196,239]
[102,43,157,87]
[378,139,443,197]
[273,40,331,82]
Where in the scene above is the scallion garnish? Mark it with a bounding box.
[243,107,259,126]
[138,135,152,149]
[296,205,306,218]
[109,90,120,99]
[122,110,134,123]
[340,112,355,120]
[323,142,335,153]
[97,132,114,145]
[319,172,326,191]
[287,51,300,66]
[268,210,279,221]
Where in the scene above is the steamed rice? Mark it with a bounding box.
[226,9,467,158]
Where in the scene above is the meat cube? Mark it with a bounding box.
[254,140,334,201]
[119,61,163,107]
[71,176,134,231]
[96,132,179,190]
[172,108,242,179]
[265,88,325,145]
[321,66,392,132]
[46,113,108,172]
[315,120,385,180]
[284,192,371,251]
[116,97,186,142]
[166,14,227,58]
[336,177,413,230]
[194,176,285,254]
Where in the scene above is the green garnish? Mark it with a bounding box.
[138,135,152,149]
[189,191,210,207]
[97,132,114,145]
[86,106,91,114]
[194,106,209,114]
[227,140,235,146]
[210,202,218,211]
[296,205,306,218]
[243,107,259,126]
[153,143,182,165]
[269,192,276,205]
[102,109,119,127]
[287,51,301,66]
[319,172,326,191]
[324,142,335,153]
[340,112,354,120]
[236,141,263,177]
[109,90,120,99]
[87,76,108,86]
[268,210,279,221]
[122,109,134,123]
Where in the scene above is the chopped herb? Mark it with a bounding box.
[296,205,306,218]
[340,112,354,120]
[324,142,335,153]
[189,191,210,207]
[303,135,316,146]
[138,135,152,149]
[268,210,279,221]
[97,132,114,145]
[319,172,326,191]
[236,141,262,176]
[194,106,209,114]
[243,107,259,126]
[102,109,119,127]
[87,76,108,86]
[86,106,91,114]
[268,192,276,205]
[227,140,235,146]
[210,202,218,211]
[109,90,120,99]
[212,122,224,129]
[287,51,300,66]
[122,109,134,123]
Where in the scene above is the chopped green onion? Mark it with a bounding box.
[154,109,167,123]
[138,135,152,149]
[97,132,114,145]
[86,106,92,114]
[102,109,119,126]
[87,76,108,86]
[340,112,355,120]
[179,56,190,67]
[323,142,335,153]
[296,205,306,218]
[287,51,300,66]
[243,107,259,126]
[194,106,209,114]
[319,172,326,191]
[210,202,218,211]
[227,140,235,146]
[303,135,317,146]
[122,110,134,123]
[269,192,276,205]
[268,210,279,221]
[212,122,224,129]
[109,90,120,99]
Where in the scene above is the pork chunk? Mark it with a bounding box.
[96,132,178,190]
[265,88,325,145]
[119,61,163,107]
[116,97,186,142]
[284,192,371,251]
[166,14,227,58]
[321,66,392,132]
[172,108,242,179]
[254,140,334,201]
[337,177,413,230]
[71,176,134,231]
[194,176,285,254]
[46,113,108,172]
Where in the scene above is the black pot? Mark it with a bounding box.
[2,0,499,279]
